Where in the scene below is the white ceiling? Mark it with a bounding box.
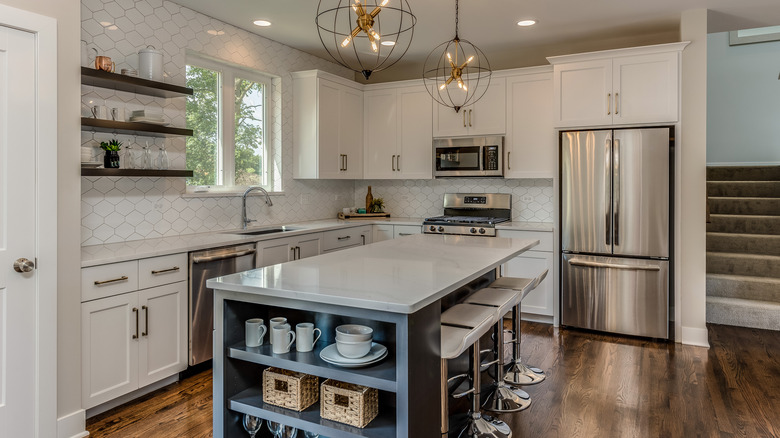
[170,0,780,81]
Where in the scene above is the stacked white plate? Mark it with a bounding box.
[129,110,167,125]
[320,343,388,368]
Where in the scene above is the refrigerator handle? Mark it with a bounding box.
[614,138,620,247]
[605,137,612,246]
[569,258,661,271]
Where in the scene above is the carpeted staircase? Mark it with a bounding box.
[706,166,780,331]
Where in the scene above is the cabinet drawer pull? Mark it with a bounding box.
[337,236,351,241]
[507,151,511,170]
[151,266,180,275]
[398,233,414,236]
[94,276,129,286]
[607,93,611,115]
[142,305,149,337]
[132,307,139,339]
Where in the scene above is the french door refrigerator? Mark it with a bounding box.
[560,127,673,339]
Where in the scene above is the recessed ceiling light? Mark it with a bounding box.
[253,20,272,27]
[207,29,225,36]
[381,41,396,46]
[517,20,537,27]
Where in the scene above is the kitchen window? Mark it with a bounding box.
[185,56,277,192]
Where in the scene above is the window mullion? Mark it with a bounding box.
[223,71,236,186]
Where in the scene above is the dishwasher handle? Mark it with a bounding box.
[192,248,256,264]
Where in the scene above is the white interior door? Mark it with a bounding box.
[0,25,38,436]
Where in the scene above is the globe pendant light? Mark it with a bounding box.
[423,0,491,113]
[316,0,416,80]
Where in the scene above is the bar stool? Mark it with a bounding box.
[441,304,512,438]
[487,269,549,386]
[464,287,531,413]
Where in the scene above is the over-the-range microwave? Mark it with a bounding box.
[433,136,504,177]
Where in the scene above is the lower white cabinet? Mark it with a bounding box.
[322,226,372,252]
[393,225,422,239]
[373,224,394,242]
[82,281,187,409]
[496,229,556,322]
[255,233,323,267]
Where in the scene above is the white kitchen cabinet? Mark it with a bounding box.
[373,224,394,242]
[504,68,556,179]
[433,77,506,137]
[363,83,432,179]
[393,225,422,239]
[255,232,323,267]
[293,70,363,179]
[137,282,187,387]
[549,42,687,128]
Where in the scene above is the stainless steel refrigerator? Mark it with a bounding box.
[560,127,673,339]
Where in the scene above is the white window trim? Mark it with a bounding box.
[185,53,277,194]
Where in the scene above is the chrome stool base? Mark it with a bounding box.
[504,361,545,386]
[483,383,531,413]
[458,413,513,438]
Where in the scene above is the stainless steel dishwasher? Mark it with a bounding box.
[189,243,256,365]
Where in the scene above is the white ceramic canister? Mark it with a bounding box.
[138,46,163,82]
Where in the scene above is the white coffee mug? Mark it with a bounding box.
[295,323,322,352]
[91,105,109,119]
[271,324,295,354]
[245,318,267,348]
[111,107,125,122]
[268,317,287,345]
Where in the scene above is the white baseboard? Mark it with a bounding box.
[520,313,554,325]
[58,410,89,438]
[706,161,780,166]
[86,374,179,419]
[681,326,710,347]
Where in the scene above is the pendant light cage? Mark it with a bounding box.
[316,0,416,80]
[422,0,492,113]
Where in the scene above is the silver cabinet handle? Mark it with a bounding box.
[507,151,511,170]
[344,154,348,171]
[392,155,396,171]
[337,236,351,241]
[290,247,296,260]
[296,246,301,260]
[132,307,139,339]
[605,137,612,247]
[463,110,466,127]
[151,266,179,275]
[469,109,472,127]
[397,154,401,171]
[569,258,661,271]
[192,248,256,263]
[141,305,149,337]
[361,234,366,245]
[613,138,620,247]
[398,233,414,236]
[607,93,611,115]
[94,276,129,285]
[615,92,619,115]
[290,246,301,260]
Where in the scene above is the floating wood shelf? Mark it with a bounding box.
[81,168,193,177]
[81,118,193,137]
[81,67,193,98]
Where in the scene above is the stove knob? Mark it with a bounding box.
[479,228,486,234]
[470,227,477,234]
[429,225,436,232]
[438,226,445,232]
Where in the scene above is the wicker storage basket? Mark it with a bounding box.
[320,379,379,428]
[262,367,318,411]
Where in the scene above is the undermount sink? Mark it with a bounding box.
[227,226,302,236]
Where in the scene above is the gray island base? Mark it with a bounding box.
[209,234,539,438]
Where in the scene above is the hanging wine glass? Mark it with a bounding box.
[279,425,298,438]
[267,421,283,437]
[156,143,169,170]
[302,431,320,438]
[141,141,152,170]
[242,414,262,438]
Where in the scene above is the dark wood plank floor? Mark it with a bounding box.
[86,322,780,438]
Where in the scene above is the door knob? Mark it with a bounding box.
[13,258,35,273]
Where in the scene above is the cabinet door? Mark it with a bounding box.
[433,101,470,137]
[295,233,322,260]
[358,225,373,245]
[340,86,364,178]
[317,79,343,179]
[138,282,187,387]
[397,86,433,179]
[553,59,612,127]
[505,72,556,178]
[82,293,139,409]
[612,52,678,125]
[394,225,421,238]
[364,89,398,179]
[256,237,293,268]
[373,224,394,242]
[468,77,506,135]
[501,250,554,317]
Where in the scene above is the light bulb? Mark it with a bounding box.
[439,83,447,90]
[380,0,389,6]
[371,41,378,52]
[341,36,352,47]
[467,56,474,63]
[446,52,452,61]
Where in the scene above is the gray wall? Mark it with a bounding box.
[707,31,780,165]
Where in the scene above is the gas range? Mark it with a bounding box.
[424,193,511,237]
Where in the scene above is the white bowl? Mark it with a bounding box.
[335,324,373,342]
[335,339,372,358]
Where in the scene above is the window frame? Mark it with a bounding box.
[185,54,275,194]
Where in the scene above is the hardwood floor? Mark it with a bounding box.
[86,322,780,438]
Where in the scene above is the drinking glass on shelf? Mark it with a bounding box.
[242,414,262,438]
[141,141,152,169]
[156,143,169,170]
[121,144,135,169]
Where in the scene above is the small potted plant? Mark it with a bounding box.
[100,139,122,168]
[369,197,384,213]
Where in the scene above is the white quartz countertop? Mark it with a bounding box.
[81,217,553,267]
[207,234,539,314]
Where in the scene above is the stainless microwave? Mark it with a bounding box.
[433,136,504,177]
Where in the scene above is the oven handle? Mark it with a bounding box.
[192,248,256,264]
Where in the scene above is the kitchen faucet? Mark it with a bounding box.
[242,186,273,229]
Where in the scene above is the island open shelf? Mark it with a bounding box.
[228,386,397,438]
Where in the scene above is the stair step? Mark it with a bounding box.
[707,232,780,256]
[707,273,780,302]
[706,252,780,278]
[706,296,780,331]
[707,165,780,182]
[708,197,780,215]
[707,181,780,198]
[706,214,780,235]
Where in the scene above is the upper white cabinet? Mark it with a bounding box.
[433,77,506,137]
[363,82,432,179]
[548,42,688,128]
[504,68,556,179]
[293,70,363,179]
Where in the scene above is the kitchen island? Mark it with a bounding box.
[209,234,538,438]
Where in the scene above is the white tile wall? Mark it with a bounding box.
[80,0,555,246]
